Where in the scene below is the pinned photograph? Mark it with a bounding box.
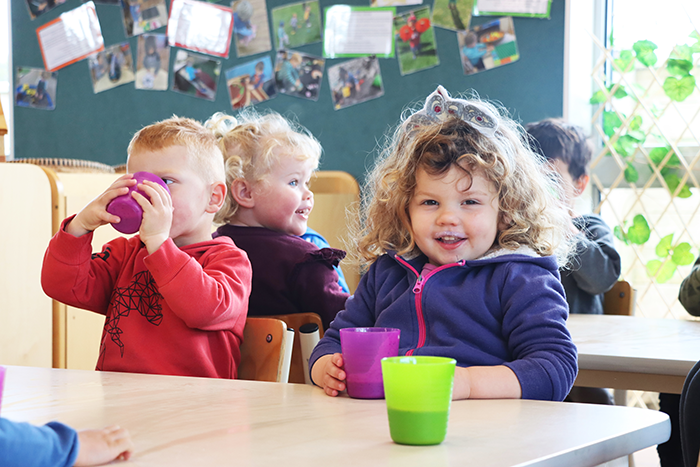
[172,50,221,101]
[136,34,169,91]
[233,0,272,58]
[25,0,68,20]
[370,0,420,7]
[432,0,472,31]
[273,50,324,101]
[88,43,135,93]
[225,56,277,109]
[394,8,439,76]
[328,56,383,110]
[271,1,322,50]
[15,67,58,110]
[121,0,168,37]
[457,17,518,75]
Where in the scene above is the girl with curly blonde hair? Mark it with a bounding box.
[205,109,349,330]
[310,86,577,402]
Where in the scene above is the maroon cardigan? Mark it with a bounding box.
[214,225,349,329]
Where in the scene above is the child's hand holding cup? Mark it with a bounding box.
[106,172,170,234]
[381,356,456,445]
[339,327,400,399]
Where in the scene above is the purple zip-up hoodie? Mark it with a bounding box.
[309,247,578,401]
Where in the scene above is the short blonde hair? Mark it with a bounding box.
[127,115,225,184]
[205,109,322,224]
[358,95,571,267]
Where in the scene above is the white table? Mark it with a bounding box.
[569,314,700,394]
[1,365,670,466]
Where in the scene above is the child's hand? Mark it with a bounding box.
[132,180,173,254]
[312,353,346,396]
[67,175,137,238]
[74,425,134,466]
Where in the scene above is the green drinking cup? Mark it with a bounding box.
[381,356,456,445]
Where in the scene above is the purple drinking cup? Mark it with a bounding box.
[340,327,400,399]
[106,171,170,234]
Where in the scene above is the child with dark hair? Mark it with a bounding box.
[526,118,621,405]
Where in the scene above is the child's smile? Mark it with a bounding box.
[408,165,504,266]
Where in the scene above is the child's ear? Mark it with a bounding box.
[574,174,590,196]
[205,181,227,213]
[230,179,255,209]
[498,213,512,232]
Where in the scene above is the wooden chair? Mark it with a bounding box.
[680,359,700,467]
[270,313,324,385]
[238,317,293,383]
[308,171,361,293]
[603,280,636,316]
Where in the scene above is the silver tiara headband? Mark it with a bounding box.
[403,85,499,138]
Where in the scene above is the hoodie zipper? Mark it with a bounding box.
[395,257,465,355]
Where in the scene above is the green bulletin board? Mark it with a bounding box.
[11,0,566,184]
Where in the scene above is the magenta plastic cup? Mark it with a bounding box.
[0,366,5,416]
[106,171,170,234]
[340,327,400,399]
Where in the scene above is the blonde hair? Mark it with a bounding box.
[205,109,322,224]
[127,115,225,184]
[357,95,571,267]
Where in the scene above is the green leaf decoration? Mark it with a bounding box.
[672,242,695,266]
[692,41,700,54]
[629,115,642,131]
[613,225,629,245]
[610,84,628,99]
[646,259,661,277]
[663,76,696,102]
[614,50,635,73]
[656,260,677,283]
[603,111,623,137]
[665,173,692,198]
[671,44,693,61]
[590,90,606,104]
[633,40,658,67]
[624,163,639,183]
[590,85,629,104]
[615,135,638,157]
[649,147,681,168]
[667,59,693,77]
[691,31,700,41]
[627,214,650,244]
[627,130,646,143]
[655,234,674,258]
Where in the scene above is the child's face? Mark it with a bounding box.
[128,145,218,247]
[548,158,587,210]
[249,151,316,236]
[408,165,503,266]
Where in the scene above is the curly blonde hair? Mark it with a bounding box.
[127,115,225,184]
[204,109,322,225]
[357,97,571,267]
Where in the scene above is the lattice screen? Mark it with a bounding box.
[588,32,700,409]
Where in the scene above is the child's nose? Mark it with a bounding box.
[437,207,459,225]
[304,186,314,201]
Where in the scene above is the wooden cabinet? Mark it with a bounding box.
[0,164,53,367]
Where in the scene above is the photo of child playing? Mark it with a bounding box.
[458,17,519,76]
[14,67,57,110]
[431,0,472,31]
[328,57,384,110]
[226,56,277,108]
[135,34,169,91]
[271,0,322,49]
[87,43,135,94]
[172,50,221,101]
[233,0,272,58]
[273,50,324,101]
[394,8,439,76]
